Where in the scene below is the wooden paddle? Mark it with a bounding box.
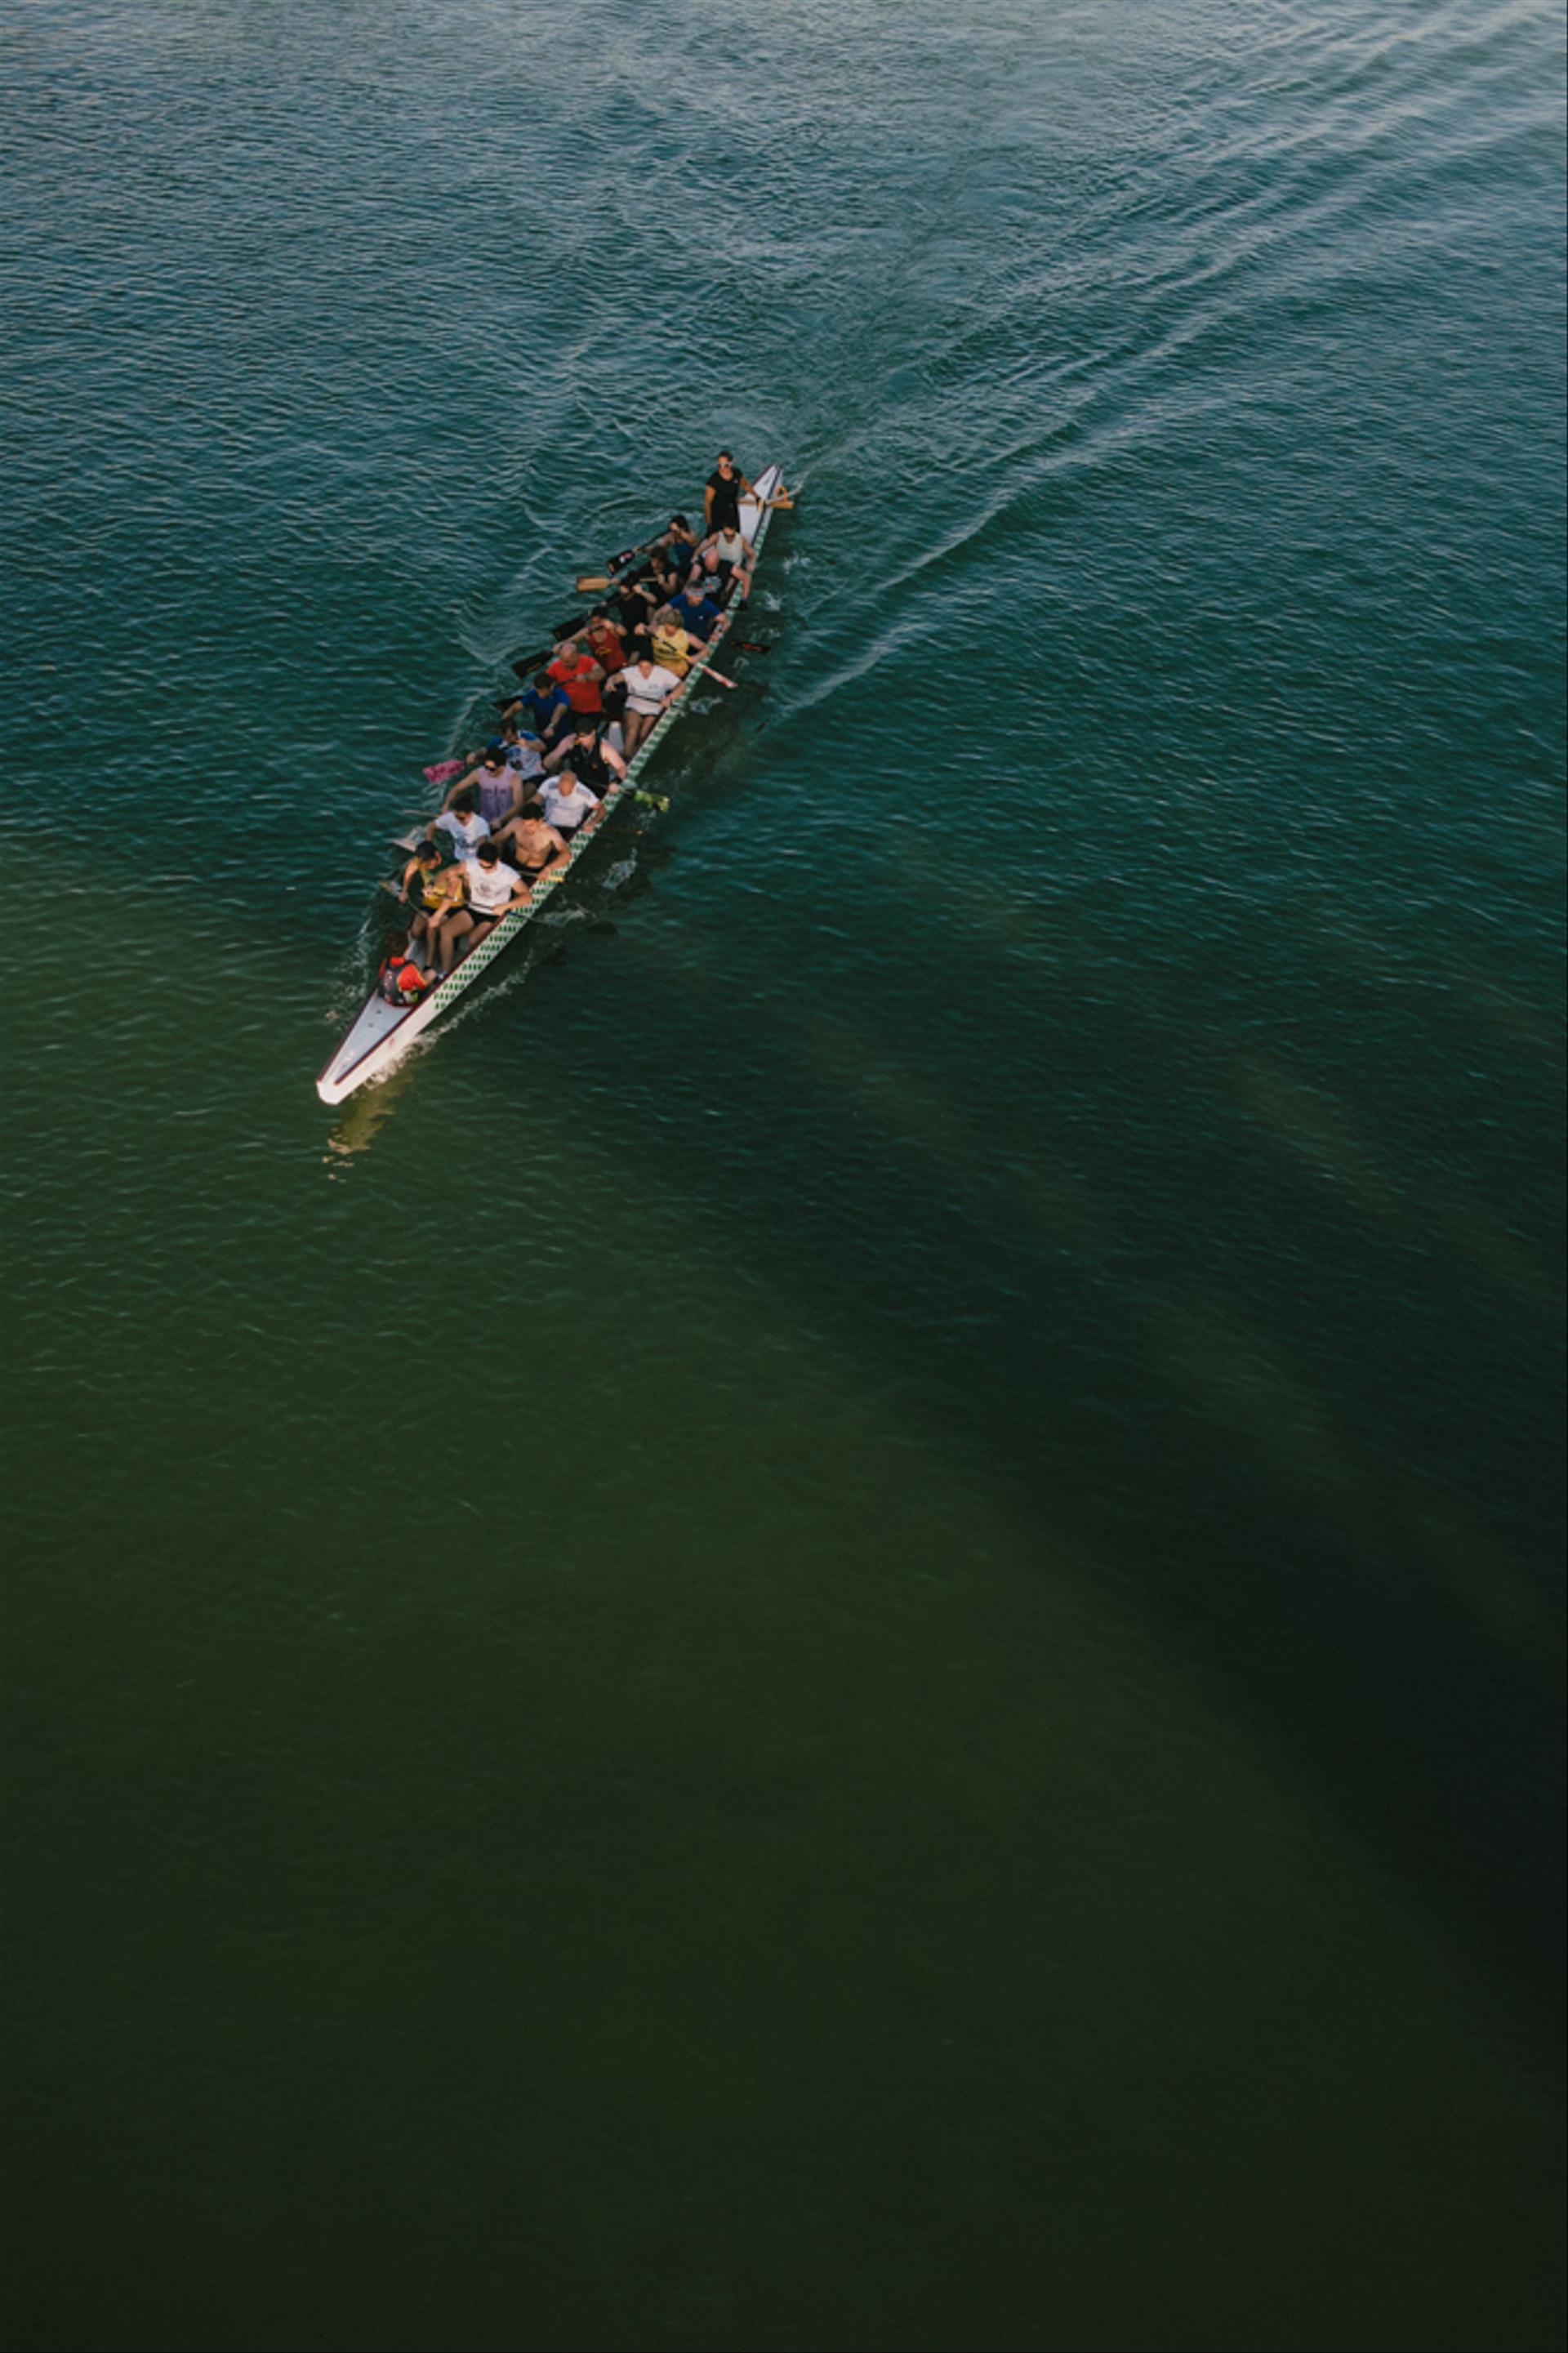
[507,645,554,681]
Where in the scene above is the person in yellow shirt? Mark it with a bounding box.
[650,606,697,678]
[399,840,465,950]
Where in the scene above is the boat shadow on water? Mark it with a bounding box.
[468,896,1566,2027]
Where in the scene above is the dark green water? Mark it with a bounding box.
[2,2,1564,2347]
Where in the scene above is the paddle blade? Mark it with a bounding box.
[422,759,466,785]
[575,575,610,594]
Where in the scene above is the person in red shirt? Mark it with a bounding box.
[546,637,604,718]
[582,611,629,737]
[583,609,626,676]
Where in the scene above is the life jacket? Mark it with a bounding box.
[379,953,427,1006]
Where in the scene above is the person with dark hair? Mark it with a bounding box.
[583,608,626,684]
[662,515,699,581]
[444,744,521,831]
[517,670,574,746]
[493,801,569,888]
[399,840,465,945]
[611,573,658,661]
[698,519,755,602]
[377,930,435,1005]
[544,716,628,795]
[703,451,755,533]
[434,840,530,972]
[428,791,490,862]
[488,715,546,787]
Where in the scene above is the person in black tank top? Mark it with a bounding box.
[545,719,629,795]
[704,450,755,534]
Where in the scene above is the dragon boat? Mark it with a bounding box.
[316,461,786,1104]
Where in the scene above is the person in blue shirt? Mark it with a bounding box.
[512,671,573,746]
[672,580,722,643]
[662,515,700,582]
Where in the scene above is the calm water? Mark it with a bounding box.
[2,2,1563,2347]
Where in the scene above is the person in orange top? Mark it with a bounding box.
[377,931,435,1005]
[546,637,604,718]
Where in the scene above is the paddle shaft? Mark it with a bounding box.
[510,613,595,680]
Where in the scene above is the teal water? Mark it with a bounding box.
[2,2,1564,2348]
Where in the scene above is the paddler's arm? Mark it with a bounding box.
[442,760,485,812]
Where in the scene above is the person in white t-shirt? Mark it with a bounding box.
[428,796,491,862]
[615,656,683,756]
[433,840,529,972]
[540,773,603,838]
